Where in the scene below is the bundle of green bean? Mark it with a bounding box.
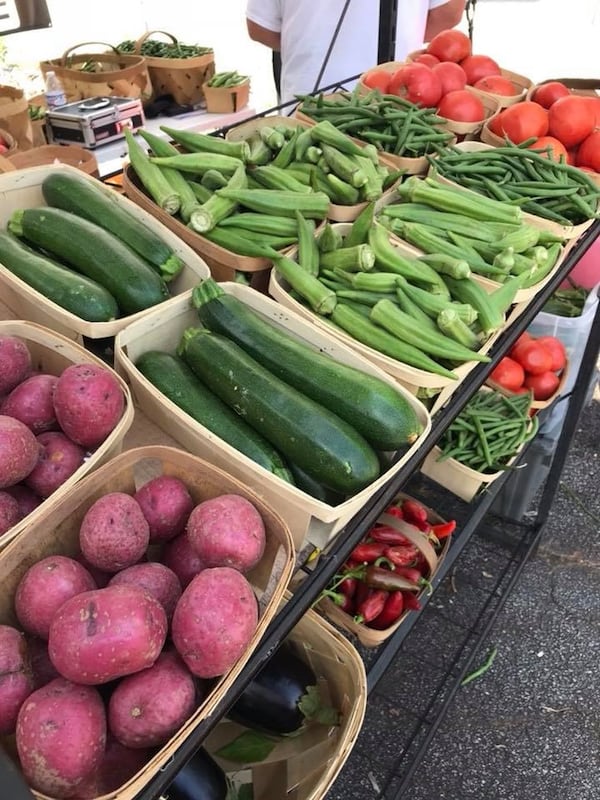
[206,71,249,88]
[430,141,600,225]
[296,88,454,159]
[436,388,538,473]
[117,39,213,58]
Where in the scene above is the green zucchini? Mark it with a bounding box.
[287,462,346,505]
[192,280,423,451]
[9,207,170,315]
[135,350,294,484]
[0,231,118,322]
[178,328,381,495]
[41,170,185,282]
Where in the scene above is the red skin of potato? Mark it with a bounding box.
[1,373,59,433]
[24,431,86,498]
[6,483,43,520]
[53,363,125,449]
[108,650,197,749]
[108,562,182,623]
[186,493,266,573]
[0,335,31,395]
[171,566,258,678]
[79,492,150,573]
[16,677,106,798]
[27,636,61,689]
[70,736,152,799]
[0,490,20,537]
[134,475,195,543]
[15,555,97,640]
[0,414,40,489]
[162,531,207,589]
[48,584,168,684]
[0,624,35,736]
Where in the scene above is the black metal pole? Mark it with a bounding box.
[378,0,398,63]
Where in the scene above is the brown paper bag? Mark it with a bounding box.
[0,85,34,150]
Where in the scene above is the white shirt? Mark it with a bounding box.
[246,0,449,104]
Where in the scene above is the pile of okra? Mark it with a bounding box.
[437,388,538,473]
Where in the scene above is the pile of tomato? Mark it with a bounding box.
[488,332,567,402]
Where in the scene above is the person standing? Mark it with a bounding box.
[246,0,466,105]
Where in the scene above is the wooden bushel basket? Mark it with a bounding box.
[133,31,215,106]
[40,42,152,103]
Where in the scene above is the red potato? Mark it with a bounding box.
[79,492,150,573]
[0,335,31,395]
[0,490,20,536]
[6,483,43,520]
[0,624,35,736]
[48,584,168,684]
[108,650,197,749]
[1,373,58,433]
[71,737,152,799]
[27,636,61,688]
[16,678,106,798]
[0,414,40,488]
[172,566,259,678]
[134,475,195,542]
[15,555,97,640]
[53,362,125,449]
[108,562,182,622]
[186,493,266,573]
[162,531,207,589]
[24,431,86,498]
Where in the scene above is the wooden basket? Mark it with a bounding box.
[468,67,533,109]
[113,284,432,552]
[316,492,452,647]
[5,144,98,177]
[40,42,152,103]
[0,320,134,550]
[0,445,295,800]
[203,598,367,800]
[132,31,215,106]
[0,127,17,154]
[203,79,250,114]
[0,164,211,341]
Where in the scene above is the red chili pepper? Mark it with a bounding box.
[369,524,412,546]
[339,592,355,614]
[402,590,422,611]
[384,504,404,519]
[430,520,457,540]
[401,498,429,527]
[356,588,388,623]
[353,579,372,610]
[350,541,388,564]
[383,544,419,568]
[339,576,357,598]
[393,566,424,584]
[368,590,404,630]
[363,565,420,593]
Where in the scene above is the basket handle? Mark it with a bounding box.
[378,513,439,576]
[133,30,178,54]
[59,42,120,65]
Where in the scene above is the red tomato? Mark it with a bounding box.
[499,101,549,144]
[576,130,600,173]
[414,53,440,68]
[534,336,567,371]
[581,95,600,130]
[531,81,571,109]
[524,370,560,401]
[437,89,485,123]
[508,332,533,363]
[489,356,525,392]
[388,63,442,107]
[473,75,518,97]
[432,61,467,95]
[512,340,554,375]
[487,109,506,137]
[548,95,596,148]
[426,29,472,63]
[362,69,391,94]
[460,54,501,85]
[527,135,569,162]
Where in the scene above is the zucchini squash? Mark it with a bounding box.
[41,170,184,281]
[178,328,381,495]
[9,207,170,315]
[135,350,294,484]
[0,231,118,322]
[192,280,423,451]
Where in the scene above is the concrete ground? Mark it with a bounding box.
[324,391,600,800]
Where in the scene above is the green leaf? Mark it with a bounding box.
[297,684,340,726]
[215,730,278,764]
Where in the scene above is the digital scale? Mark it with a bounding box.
[45,96,145,149]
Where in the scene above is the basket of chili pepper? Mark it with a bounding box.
[316,493,455,647]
